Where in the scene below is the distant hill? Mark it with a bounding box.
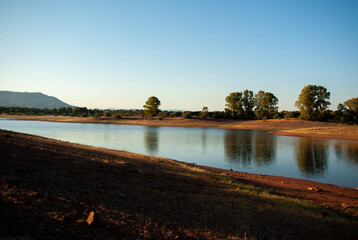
[0,91,74,109]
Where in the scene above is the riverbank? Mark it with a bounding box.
[2,114,358,140]
[1,130,357,239]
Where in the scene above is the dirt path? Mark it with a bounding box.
[1,130,358,239]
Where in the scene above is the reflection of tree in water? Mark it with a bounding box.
[224,130,253,166]
[201,131,207,153]
[253,135,276,166]
[296,139,328,175]
[335,142,358,167]
[144,127,159,155]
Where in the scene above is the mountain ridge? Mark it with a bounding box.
[0,91,74,109]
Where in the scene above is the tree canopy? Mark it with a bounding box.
[254,91,278,119]
[242,90,255,119]
[225,90,255,119]
[295,85,330,121]
[225,92,243,118]
[344,97,358,123]
[143,96,161,117]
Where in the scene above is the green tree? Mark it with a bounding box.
[103,111,112,117]
[93,112,102,118]
[143,96,161,117]
[335,103,347,121]
[225,92,243,118]
[200,106,209,119]
[182,111,192,118]
[344,97,358,123]
[295,85,330,121]
[254,91,278,119]
[242,90,255,119]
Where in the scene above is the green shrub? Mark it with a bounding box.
[114,114,122,119]
[157,112,167,120]
[81,113,88,118]
[182,112,192,119]
[94,112,102,118]
[103,111,112,117]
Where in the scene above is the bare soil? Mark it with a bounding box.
[1,130,358,239]
[2,115,358,140]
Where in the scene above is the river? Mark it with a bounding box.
[1,119,357,188]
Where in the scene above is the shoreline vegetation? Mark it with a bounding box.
[1,114,358,140]
[1,130,358,239]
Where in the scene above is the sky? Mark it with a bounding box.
[0,0,357,111]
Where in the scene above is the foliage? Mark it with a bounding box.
[143,96,161,117]
[113,114,122,119]
[212,111,226,118]
[225,92,243,118]
[344,97,358,114]
[103,111,112,117]
[157,112,167,120]
[93,112,102,118]
[225,90,256,119]
[242,90,255,119]
[254,91,279,119]
[81,113,88,118]
[339,97,358,123]
[200,106,209,119]
[169,112,180,117]
[182,112,192,119]
[284,112,295,119]
[295,85,330,121]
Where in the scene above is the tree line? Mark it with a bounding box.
[143,85,357,123]
[1,85,357,123]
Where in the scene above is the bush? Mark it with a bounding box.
[284,112,294,119]
[213,111,225,119]
[182,112,192,119]
[157,112,167,120]
[273,113,280,119]
[81,113,88,118]
[94,112,102,118]
[103,111,112,117]
[114,114,122,119]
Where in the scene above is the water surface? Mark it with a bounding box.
[1,119,357,188]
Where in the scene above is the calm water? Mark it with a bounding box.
[1,119,358,188]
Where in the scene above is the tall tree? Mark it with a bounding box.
[225,92,243,118]
[295,85,330,121]
[344,97,358,123]
[143,96,161,117]
[254,91,278,119]
[242,90,255,119]
[200,106,209,119]
[335,103,347,121]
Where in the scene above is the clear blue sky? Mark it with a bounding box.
[1,0,357,111]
